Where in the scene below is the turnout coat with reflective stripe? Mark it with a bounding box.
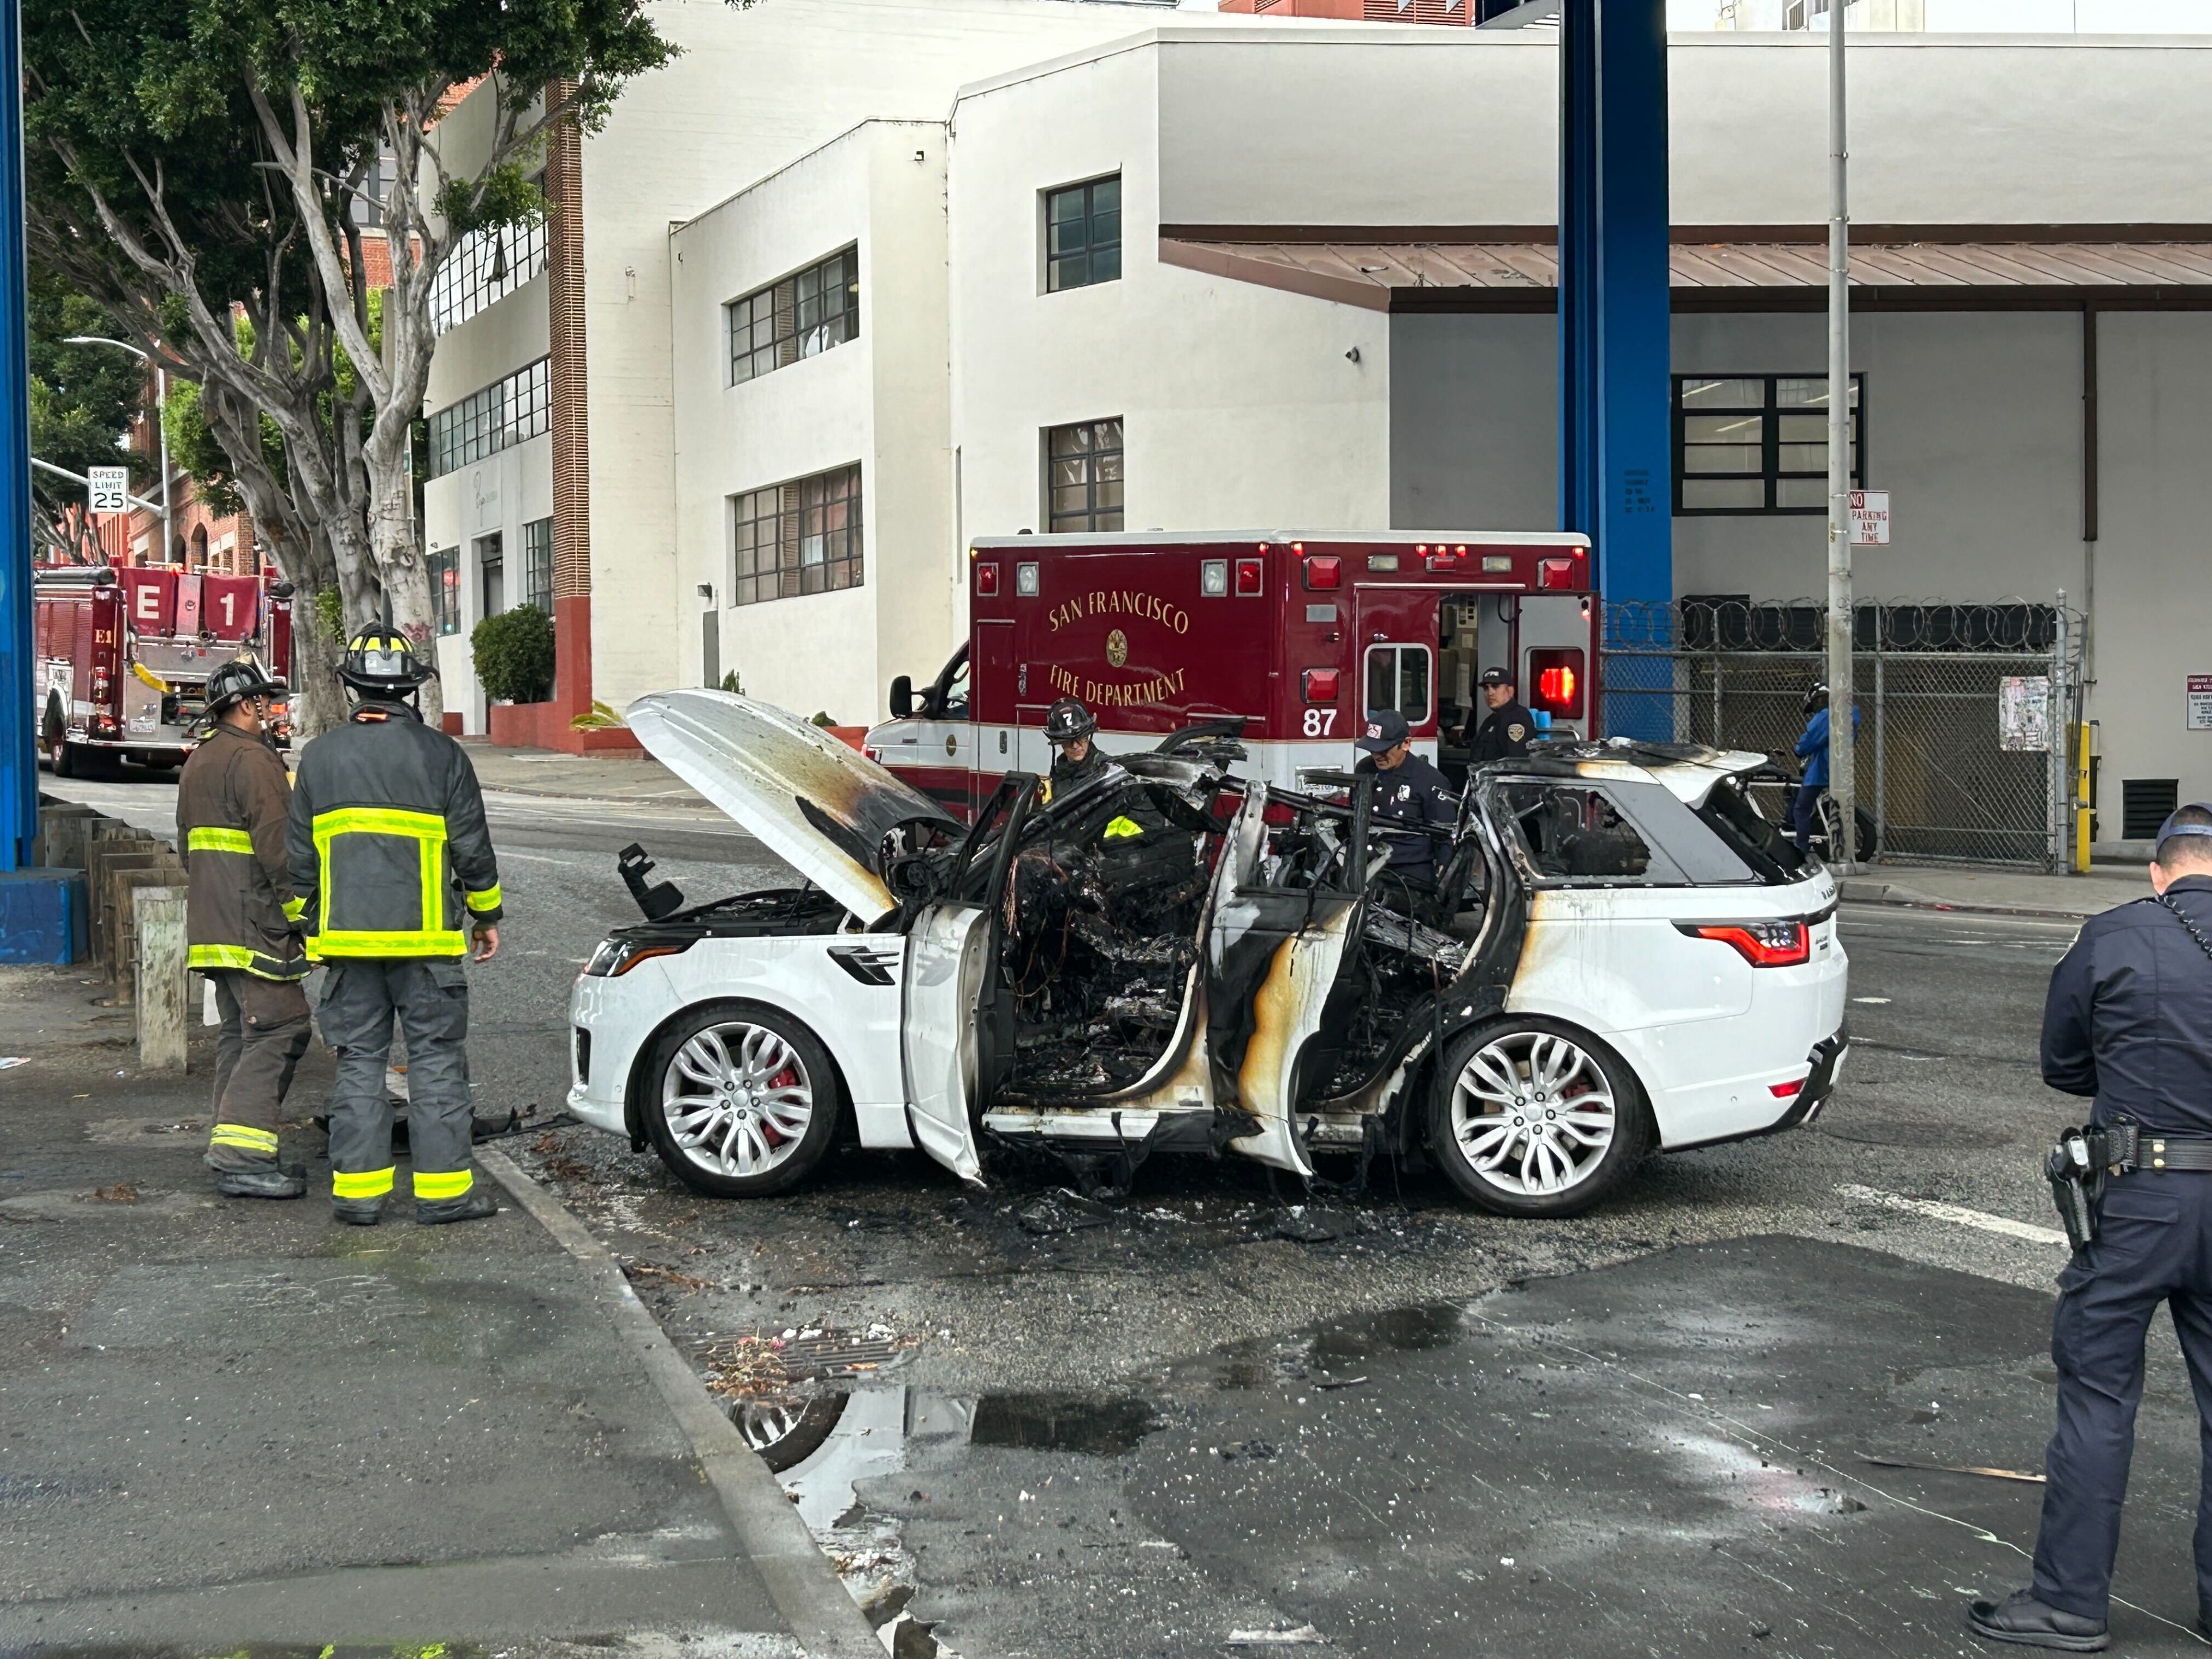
[286,699,503,960]
[176,724,308,980]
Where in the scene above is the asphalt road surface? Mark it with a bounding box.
[43,767,2212,1658]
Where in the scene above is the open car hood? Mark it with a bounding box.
[626,691,958,921]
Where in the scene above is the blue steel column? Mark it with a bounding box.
[1559,0,1673,737]
[0,0,32,870]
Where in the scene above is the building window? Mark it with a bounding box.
[726,247,860,386]
[426,357,551,479]
[1046,175,1121,293]
[430,183,548,334]
[1046,419,1124,532]
[521,516,553,612]
[478,532,505,619]
[729,463,864,606]
[1673,374,1864,515]
[427,547,461,635]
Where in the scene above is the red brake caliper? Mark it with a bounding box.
[759,1066,798,1145]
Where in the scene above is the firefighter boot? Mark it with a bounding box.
[416,1188,498,1226]
[332,1198,385,1226]
[215,1165,307,1200]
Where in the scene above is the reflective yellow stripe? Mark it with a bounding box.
[312,806,450,949]
[1103,816,1144,840]
[306,929,468,960]
[282,896,306,921]
[189,944,257,969]
[464,882,502,914]
[332,1166,395,1200]
[188,826,255,854]
[210,1124,279,1152]
[411,1168,474,1201]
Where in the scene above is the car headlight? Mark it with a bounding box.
[583,937,690,978]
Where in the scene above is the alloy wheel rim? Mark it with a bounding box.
[663,1021,813,1177]
[1448,1030,1616,1196]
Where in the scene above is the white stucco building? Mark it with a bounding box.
[425,6,2212,836]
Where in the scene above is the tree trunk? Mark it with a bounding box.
[368,460,442,727]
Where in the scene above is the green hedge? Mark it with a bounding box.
[472,604,555,704]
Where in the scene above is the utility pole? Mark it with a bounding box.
[0,0,35,871]
[1824,0,1857,872]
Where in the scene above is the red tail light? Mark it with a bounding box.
[1527,648,1586,719]
[1681,921,1811,968]
[1768,1077,1807,1098]
[1302,556,1340,590]
[974,563,999,596]
[1538,555,1582,591]
[1301,668,1339,703]
[1235,557,1265,597]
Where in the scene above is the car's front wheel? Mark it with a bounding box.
[643,1002,839,1199]
[1429,1017,1651,1217]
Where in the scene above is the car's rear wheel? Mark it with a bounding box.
[643,1002,839,1199]
[1429,1017,1650,1217]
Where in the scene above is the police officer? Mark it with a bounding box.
[1468,668,1533,766]
[288,632,504,1227]
[1969,803,2212,1650]
[1042,696,1108,802]
[177,658,311,1199]
[1354,710,1456,886]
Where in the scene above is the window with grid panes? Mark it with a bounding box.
[726,248,859,386]
[1046,176,1120,292]
[521,516,553,612]
[1046,419,1124,532]
[426,357,550,479]
[429,180,547,335]
[427,547,460,635]
[728,464,865,607]
[1673,374,1863,514]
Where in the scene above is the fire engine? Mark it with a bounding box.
[32,565,295,776]
[866,531,1600,817]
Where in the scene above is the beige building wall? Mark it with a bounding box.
[669,121,954,725]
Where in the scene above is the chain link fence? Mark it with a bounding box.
[1601,600,2085,869]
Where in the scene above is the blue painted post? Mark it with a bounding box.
[0,0,33,871]
[1560,0,1675,738]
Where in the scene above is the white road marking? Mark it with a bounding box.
[1835,1184,2068,1247]
[1851,995,1892,1005]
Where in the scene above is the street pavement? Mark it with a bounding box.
[20,762,2212,1658]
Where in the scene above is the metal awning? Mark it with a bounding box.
[1159,235,2212,312]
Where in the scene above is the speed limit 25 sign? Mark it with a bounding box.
[87,466,130,516]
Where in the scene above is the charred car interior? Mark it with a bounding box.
[570,693,1850,1219]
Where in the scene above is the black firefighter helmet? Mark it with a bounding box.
[202,657,284,721]
[340,629,437,696]
[1802,682,1830,717]
[1043,696,1097,746]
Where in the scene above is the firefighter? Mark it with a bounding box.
[1354,710,1457,887]
[1468,668,1534,766]
[1041,696,1108,801]
[178,658,311,1199]
[288,631,504,1226]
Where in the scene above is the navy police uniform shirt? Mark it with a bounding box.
[1355,751,1457,876]
[1471,700,1535,764]
[2040,872,2212,1138]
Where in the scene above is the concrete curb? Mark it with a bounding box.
[476,781,716,809]
[479,1147,884,1659]
[1835,879,2092,923]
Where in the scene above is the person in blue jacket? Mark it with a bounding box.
[1791,684,1857,853]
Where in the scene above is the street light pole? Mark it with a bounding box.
[63,335,172,565]
[1824,0,1857,873]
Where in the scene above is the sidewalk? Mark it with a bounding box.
[1838,859,2150,920]
[0,965,874,1654]
[461,737,709,808]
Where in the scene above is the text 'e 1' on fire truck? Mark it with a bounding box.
[866,530,1599,819]
[33,564,295,777]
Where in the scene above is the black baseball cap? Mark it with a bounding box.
[1477,667,1514,689]
[2155,806,2212,843]
[1355,710,1411,753]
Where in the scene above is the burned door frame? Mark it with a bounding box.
[899,775,1037,1183]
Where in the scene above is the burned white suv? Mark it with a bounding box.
[566,692,1847,1218]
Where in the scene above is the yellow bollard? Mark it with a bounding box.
[2074,721,2094,874]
